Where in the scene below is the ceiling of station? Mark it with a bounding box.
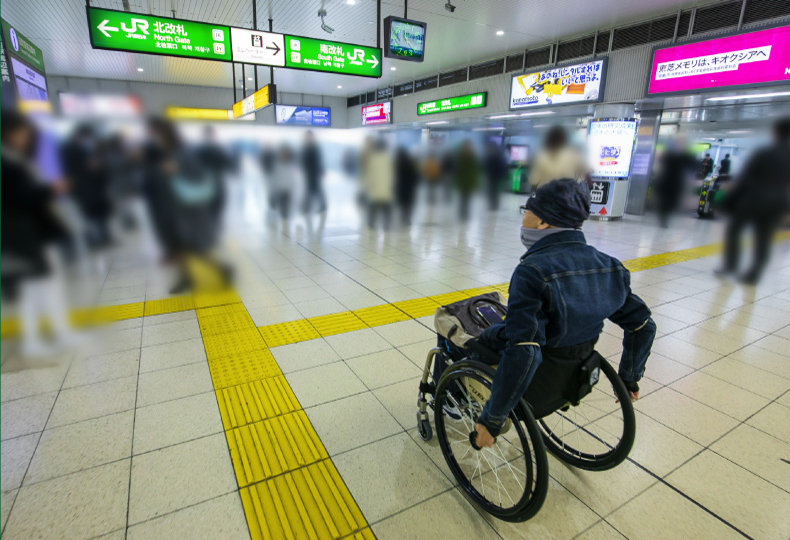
[3,0,711,96]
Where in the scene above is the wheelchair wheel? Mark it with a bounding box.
[434,361,549,522]
[537,358,635,471]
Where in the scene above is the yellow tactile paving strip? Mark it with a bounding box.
[217,376,301,430]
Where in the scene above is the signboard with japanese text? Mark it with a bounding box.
[230,27,284,66]
[362,102,391,126]
[587,119,638,179]
[232,84,276,118]
[87,7,232,62]
[647,24,790,95]
[417,92,487,115]
[283,35,381,78]
[510,58,606,110]
[2,18,45,72]
[275,105,331,126]
[0,24,17,108]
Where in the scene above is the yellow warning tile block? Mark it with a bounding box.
[193,290,241,308]
[240,459,370,540]
[227,410,328,487]
[203,328,267,361]
[430,291,469,306]
[144,296,195,317]
[198,310,256,337]
[217,375,301,430]
[308,312,367,337]
[208,349,281,390]
[392,297,441,318]
[94,302,145,323]
[461,285,499,297]
[353,304,410,327]
[259,319,320,348]
[196,302,247,318]
[0,318,20,339]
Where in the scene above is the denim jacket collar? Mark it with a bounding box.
[520,229,587,261]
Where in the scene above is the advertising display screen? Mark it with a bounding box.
[383,16,426,62]
[11,56,47,101]
[417,92,487,115]
[87,7,232,62]
[587,119,637,179]
[283,35,381,78]
[509,145,529,162]
[230,27,284,66]
[510,59,606,110]
[275,105,331,126]
[60,92,143,118]
[647,25,790,95]
[362,102,391,126]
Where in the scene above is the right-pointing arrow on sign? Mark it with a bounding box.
[366,55,379,69]
[97,19,119,38]
[266,42,281,55]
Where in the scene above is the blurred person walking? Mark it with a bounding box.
[701,153,714,178]
[395,147,419,226]
[719,153,732,176]
[143,118,180,262]
[196,126,231,229]
[271,144,298,224]
[455,140,480,221]
[529,125,584,192]
[716,118,790,284]
[1,111,76,357]
[484,141,508,211]
[362,138,395,230]
[654,138,697,228]
[422,151,442,206]
[301,130,326,215]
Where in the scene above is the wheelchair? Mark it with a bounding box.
[416,337,636,523]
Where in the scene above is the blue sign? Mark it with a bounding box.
[275,104,331,126]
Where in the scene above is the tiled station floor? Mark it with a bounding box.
[2,184,790,540]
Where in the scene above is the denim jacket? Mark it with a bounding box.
[478,230,656,436]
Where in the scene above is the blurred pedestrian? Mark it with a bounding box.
[1,111,74,357]
[455,140,480,221]
[529,126,584,192]
[362,138,394,230]
[719,153,731,176]
[716,118,790,284]
[484,140,508,211]
[196,126,231,228]
[301,130,326,215]
[271,144,298,223]
[143,118,180,262]
[654,138,697,228]
[422,151,442,206]
[395,147,419,226]
[700,153,714,178]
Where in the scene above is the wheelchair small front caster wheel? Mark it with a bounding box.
[417,417,432,441]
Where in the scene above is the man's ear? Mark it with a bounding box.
[537,221,551,230]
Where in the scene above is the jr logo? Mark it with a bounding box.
[121,18,149,35]
[347,48,365,64]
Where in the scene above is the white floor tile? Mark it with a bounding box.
[133,392,223,455]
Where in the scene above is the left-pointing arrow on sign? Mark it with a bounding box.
[97,19,120,38]
[266,42,281,55]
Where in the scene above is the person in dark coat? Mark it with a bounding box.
[142,118,180,261]
[700,153,714,178]
[395,147,419,226]
[719,154,731,176]
[455,140,480,221]
[484,141,508,211]
[716,118,790,284]
[301,130,326,214]
[195,125,230,225]
[654,140,697,228]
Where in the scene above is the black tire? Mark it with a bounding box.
[418,417,433,441]
[538,358,635,471]
[434,361,549,522]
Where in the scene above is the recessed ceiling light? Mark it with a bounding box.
[496,30,504,36]
[707,91,790,101]
[426,121,449,125]
[489,114,517,119]
[390,66,396,71]
[519,111,555,117]
[728,130,752,134]
[347,0,356,4]
[248,77,252,80]
[137,68,143,71]
[337,85,342,88]
[473,126,503,131]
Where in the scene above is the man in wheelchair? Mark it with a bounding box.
[464,179,656,448]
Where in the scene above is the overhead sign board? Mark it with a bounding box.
[417,92,487,115]
[232,83,276,118]
[510,58,606,110]
[166,106,255,121]
[384,16,426,62]
[230,27,284,66]
[275,105,331,126]
[2,18,45,72]
[87,7,232,61]
[646,24,790,96]
[283,35,381,78]
[362,102,392,126]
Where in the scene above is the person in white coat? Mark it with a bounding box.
[361,138,395,230]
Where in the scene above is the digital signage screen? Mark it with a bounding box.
[275,105,331,126]
[510,58,606,110]
[383,16,426,62]
[10,56,47,102]
[586,119,637,179]
[646,24,790,96]
[362,102,391,126]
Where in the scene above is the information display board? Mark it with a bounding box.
[230,27,284,66]
[417,92,487,115]
[283,35,381,77]
[60,92,142,118]
[232,84,276,118]
[586,119,638,179]
[87,7,232,62]
[646,24,790,96]
[275,105,331,126]
[383,16,426,62]
[362,102,391,126]
[2,18,45,72]
[510,59,606,110]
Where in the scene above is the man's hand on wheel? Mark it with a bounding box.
[474,423,496,448]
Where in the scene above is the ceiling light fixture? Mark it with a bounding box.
[489,114,517,119]
[727,130,752,134]
[137,68,143,71]
[337,85,342,88]
[701,138,716,140]
[426,120,449,125]
[496,30,504,36]
[519,111,555,117]
[473,126,504,131]
[347,0,356,4]
[248,77,252,80]
[391,66,396,70]
[707,91,790,101]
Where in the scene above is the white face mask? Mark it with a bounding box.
[520,227,575,251]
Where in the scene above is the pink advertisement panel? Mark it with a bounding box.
[647,25,790,95]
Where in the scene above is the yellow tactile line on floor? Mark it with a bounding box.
[195,299,376,540]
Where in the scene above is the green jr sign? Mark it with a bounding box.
[283,35,382,78]
[418,92,487,115]
[87,7,232,62]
